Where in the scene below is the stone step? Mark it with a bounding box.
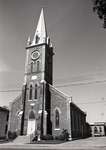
[13,135,30,144]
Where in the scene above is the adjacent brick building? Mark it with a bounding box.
[8,95,22,134]
[0,107,9,138]
[90,122,106,137]
[8,9,90,140]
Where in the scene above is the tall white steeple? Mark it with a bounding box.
[32,8,47,45]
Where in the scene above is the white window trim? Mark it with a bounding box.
[54,107,61,114]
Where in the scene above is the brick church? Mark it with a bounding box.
[8,9,90,140]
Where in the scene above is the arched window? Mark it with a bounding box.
[55,109,60,129]
[35,84,37,99]
[31,62,33,73]
[29,85,32,100]
[29,110,35,120]
[32,62,36,72]
[94,126,98,133]
[37,61,40,72]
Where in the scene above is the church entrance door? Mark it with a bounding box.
[27,120,36,135]
[27,110,36,135]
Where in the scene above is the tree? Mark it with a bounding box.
[93,0,106,28]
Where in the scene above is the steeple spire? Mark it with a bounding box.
[32,8,47,45]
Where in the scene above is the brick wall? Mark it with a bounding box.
[50,86,71,136]
[0,108,9,138]
[8,95,22,134]
[70,103,86,139]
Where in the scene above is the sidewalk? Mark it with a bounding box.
[0,137,106,150]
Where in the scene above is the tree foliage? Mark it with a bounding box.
[93,0,106,28]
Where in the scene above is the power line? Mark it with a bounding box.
[0,89,21,93]
[55,79,106,88]
[76,100,106,105]
[0,79,106,93]
[0,90,106,105]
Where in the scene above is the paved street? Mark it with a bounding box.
[0,137,106,150]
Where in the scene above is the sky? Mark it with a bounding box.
[0,0,106,123]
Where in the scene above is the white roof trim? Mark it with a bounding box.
[49,84,72,100]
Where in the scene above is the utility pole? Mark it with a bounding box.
[20,84,27,135]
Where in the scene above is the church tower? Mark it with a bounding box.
[21,9,53,136]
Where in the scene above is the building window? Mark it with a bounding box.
[33,62,36,72]
[37,61,40,72]
[55,109,60,129]
[99,126,102,132]
[35,84,37,99]
[94,126,98,133]
[29,85,33,100]
[31,62,33,73]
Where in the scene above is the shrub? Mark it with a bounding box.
[32,135,38,142]
[8,131,17,140]
[41,134,54,140]
[55,129,69,141]
[32,134,54,142]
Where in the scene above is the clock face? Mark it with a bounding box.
[31,51,40,60]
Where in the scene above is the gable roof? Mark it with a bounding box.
[49,84,71,101]
[49,84,86,115]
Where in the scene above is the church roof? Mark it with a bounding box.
[49,84,71,101]
[0,106,9,112]
[11,94,22,103]
[70,102,86,115]
[50,84,86,115]
[9,94,22,110]
[32,8,47,45]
